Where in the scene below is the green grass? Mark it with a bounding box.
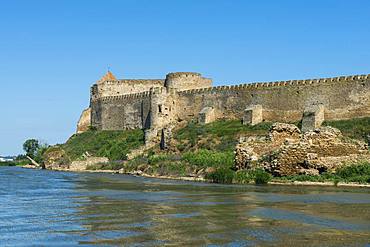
[182,149,234,168]
[62,129,144,161]
[335,161,370,183]
[205,167,235,184]
[323,117,370,142]
[175,120,272,151]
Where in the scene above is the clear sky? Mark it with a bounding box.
[1,0,370,155]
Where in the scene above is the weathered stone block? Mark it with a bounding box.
[243,105,262,126]
[198,107,215,124]
[301,105,325,132]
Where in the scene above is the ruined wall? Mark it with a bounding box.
[176,74,370,123]
[91,91,151,130]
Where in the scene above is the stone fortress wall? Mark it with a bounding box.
[79,70,370,149]
[177,74,370,123]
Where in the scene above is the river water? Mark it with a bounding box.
[0,166,369,246]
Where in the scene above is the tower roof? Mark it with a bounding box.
[98,70,117,82]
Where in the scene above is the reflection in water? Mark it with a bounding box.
[0,167,369,246]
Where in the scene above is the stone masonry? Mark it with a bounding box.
[77,70,370,147]
[235,123,370,176]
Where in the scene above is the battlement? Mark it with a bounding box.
[177,73,370,95]
[166,72,202,79]
[92,90,152,103]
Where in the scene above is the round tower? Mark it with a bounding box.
[164,72,212,91]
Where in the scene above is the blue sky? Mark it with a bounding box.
[1,0,370,155]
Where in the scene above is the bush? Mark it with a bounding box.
[205,167,235,184]
[336,161,370,178]
[253,169,271,185]
[233,170,254,184]
[182,149,234,168]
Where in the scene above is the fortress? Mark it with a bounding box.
[77,70,370,148]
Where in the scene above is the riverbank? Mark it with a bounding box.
[22,165,370,188]
[39,118,370,187]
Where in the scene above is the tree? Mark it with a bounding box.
[23,139,39,158]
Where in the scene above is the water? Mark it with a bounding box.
[0,167,369,246]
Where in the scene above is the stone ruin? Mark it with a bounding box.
[235,123,370,176]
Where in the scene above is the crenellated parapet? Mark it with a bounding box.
[91,90,152,103]
[166,72,202,79]
[177,74,370,95]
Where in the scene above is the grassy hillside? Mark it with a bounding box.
[44,117,369,184]
[44,129,144,163]
[175,120,272,152]
[90,120,273,176]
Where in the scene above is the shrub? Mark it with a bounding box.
[182,149,234,168]
[336,161,370,179]
[253,169,271,185]
[233,170,254,184]
[205,167,235,184]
